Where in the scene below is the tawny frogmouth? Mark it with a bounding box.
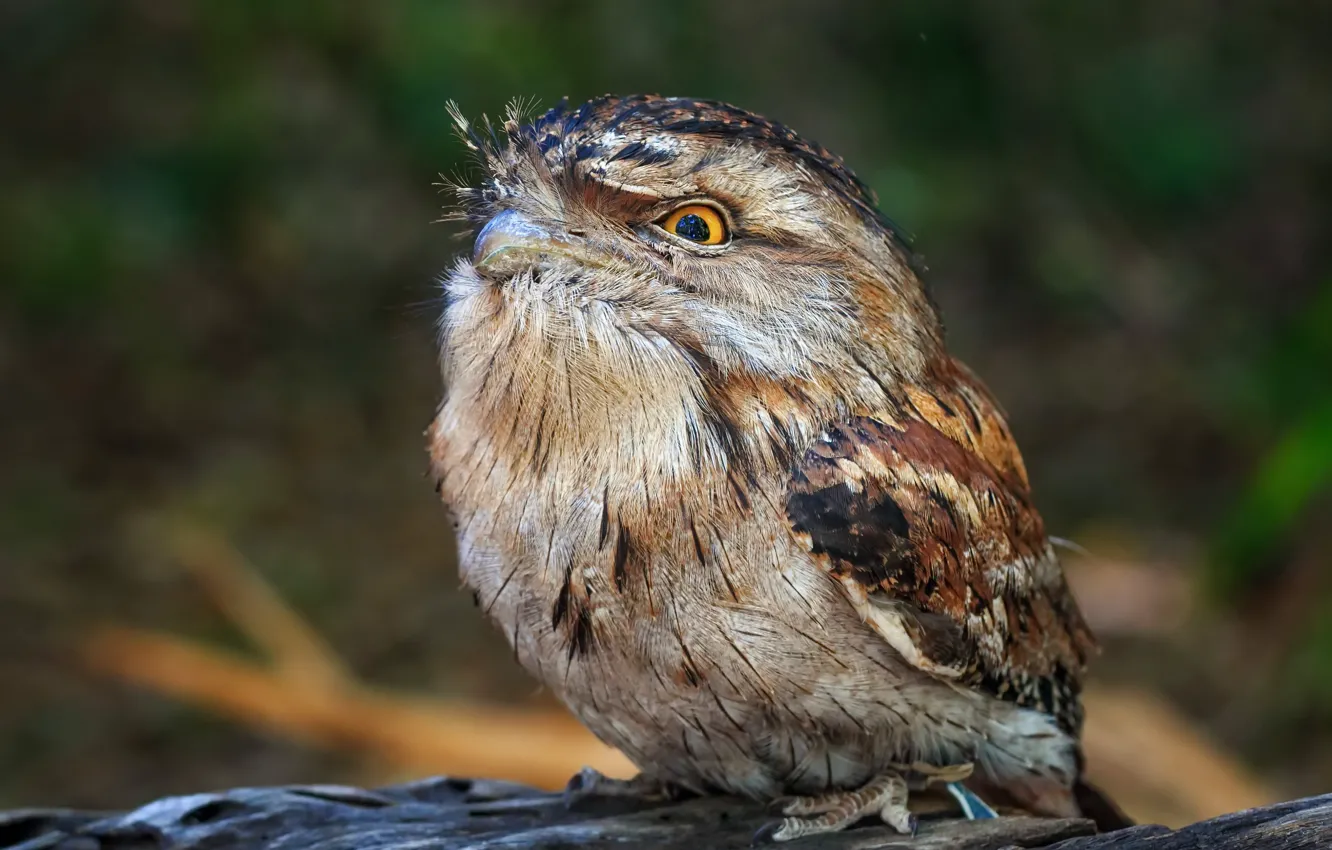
[429,95,1125,840]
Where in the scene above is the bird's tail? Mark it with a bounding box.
[1074,777,1134,832]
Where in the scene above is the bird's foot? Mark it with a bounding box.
[562,767,678,808]
[754,772,913,844]
[889,761,998,820]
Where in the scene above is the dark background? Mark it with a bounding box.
[2,0,1330,813]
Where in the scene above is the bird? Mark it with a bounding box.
[428,94,1128,841]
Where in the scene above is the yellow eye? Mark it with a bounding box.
[660,204,728,245]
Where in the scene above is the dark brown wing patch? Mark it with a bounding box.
[787,361,1096,734]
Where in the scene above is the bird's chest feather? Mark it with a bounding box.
[444,434,837,700]
[432,402,1077,799]
[441,428,950,790]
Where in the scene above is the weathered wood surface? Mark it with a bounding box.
[1,777,1328,850]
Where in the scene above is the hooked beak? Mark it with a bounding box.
[472,209,574,277]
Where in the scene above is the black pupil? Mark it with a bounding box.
[674,213,711,242]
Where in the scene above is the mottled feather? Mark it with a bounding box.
[787,358,1097,734]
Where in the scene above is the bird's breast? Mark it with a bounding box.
[435,410,1078,800]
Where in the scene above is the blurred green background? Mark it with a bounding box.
[2,0,1330,810]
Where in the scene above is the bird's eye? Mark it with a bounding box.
[659,204,728,246]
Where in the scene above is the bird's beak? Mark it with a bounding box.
[472,209,573,277]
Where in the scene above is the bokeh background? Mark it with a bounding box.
[2,0,1330,825]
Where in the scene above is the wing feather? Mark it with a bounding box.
[786,359,1096,733]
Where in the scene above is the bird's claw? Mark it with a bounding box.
[944,781,999,820]
[750,820,784,845]
[563,767,677,809]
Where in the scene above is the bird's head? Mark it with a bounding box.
[437,95,945,480]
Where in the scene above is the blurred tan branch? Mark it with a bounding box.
[169,526,353,690]
[82,526,632,790]
[81,624,633,787]
[81,527,1272,827]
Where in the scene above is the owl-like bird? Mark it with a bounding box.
[429,95,1126,840]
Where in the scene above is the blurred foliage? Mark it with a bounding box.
[1,0,1330,809]
[1211,285,1332,593]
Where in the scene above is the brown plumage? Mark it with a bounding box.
[429,94,1125,839]
[787,359,1095,735]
